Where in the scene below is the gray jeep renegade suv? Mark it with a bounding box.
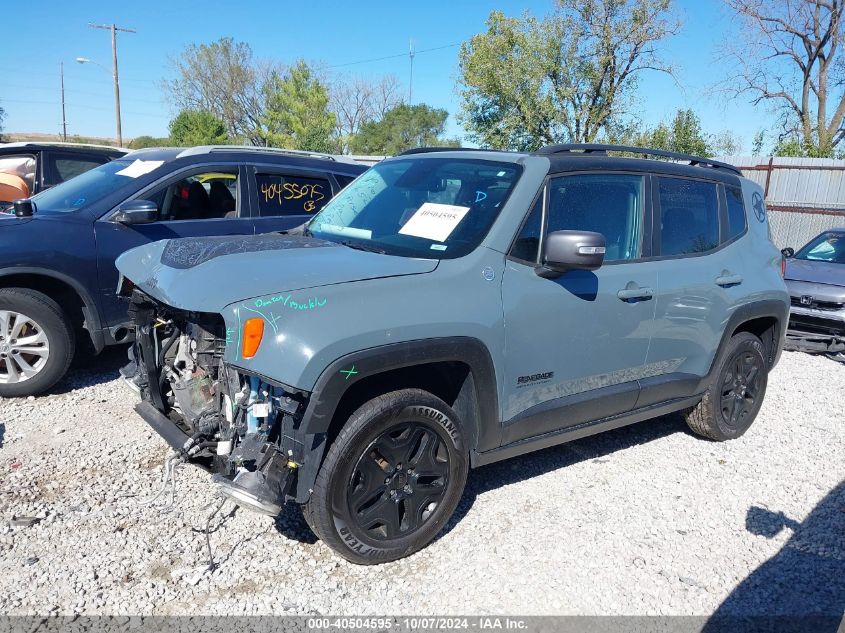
[117,144,790,564]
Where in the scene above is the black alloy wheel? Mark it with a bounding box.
[684,331,768,441]
[348,422,450,540]
[719,350,763,430]
[303,388,468,564]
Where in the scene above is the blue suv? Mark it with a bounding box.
[0,146,366,396]
[118,145,790,564]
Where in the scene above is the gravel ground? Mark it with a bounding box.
[0,349,843,617]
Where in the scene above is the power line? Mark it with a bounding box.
[0,98,162,118]
[3,83,164,104]
[328,42,459,69]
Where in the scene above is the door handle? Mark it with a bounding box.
[715,273,743,287]
[617,286,654,301]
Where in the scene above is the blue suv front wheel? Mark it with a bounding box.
[0,288,75,397]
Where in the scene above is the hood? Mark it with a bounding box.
[116,233,439,313]
[784,258,845,286]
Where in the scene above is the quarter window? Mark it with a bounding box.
[547,174,644,261]
[46,153,105,186]
[510,196,543,263]
[658,177,719,256]
[256,173,331,217]
[725,186,747,240]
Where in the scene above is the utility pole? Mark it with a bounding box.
[408,39,415,105]
[88,22,135,147]
[60,62,67,141]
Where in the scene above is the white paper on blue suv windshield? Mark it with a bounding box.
[115,160,164,178]
[398,202,471,242]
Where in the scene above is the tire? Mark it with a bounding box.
[684,331,768,441]
[303,388,469,565]
[0,288,75,398]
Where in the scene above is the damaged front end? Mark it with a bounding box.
[122,289,312,516]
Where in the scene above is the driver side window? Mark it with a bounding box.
[547,174,644,262]
[143,169,239,221]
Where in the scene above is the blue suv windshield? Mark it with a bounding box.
[308,157,523,258]
[27,158,154,214]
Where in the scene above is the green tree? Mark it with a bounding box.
[168,109,229,146]
[668,109,709,156]
[348,104,459,155]
[261,61,337,152]
[633,109,740,157]
[710,130,742,156]
[457,1,679,150]
[773,137,806,157]
[751,130,766,156]
[0,103,5,141]
[128,135,171,149]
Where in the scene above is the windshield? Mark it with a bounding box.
[795,232,845,264]
[25,158,157,214]
[307,157,523,258]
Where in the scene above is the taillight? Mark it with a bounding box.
[780,255,786,278]
[241,318,264,358]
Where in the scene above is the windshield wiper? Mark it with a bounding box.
[338,239,388,255]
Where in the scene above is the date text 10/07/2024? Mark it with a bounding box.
[306,617,529,630]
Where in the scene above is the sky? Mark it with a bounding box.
[1,0,769,153]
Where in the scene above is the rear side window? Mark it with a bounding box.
[658,177,719,256]
[547,174,644,261]
[256,173,331,217]
[725,186,747,240]
[45,153,106,186]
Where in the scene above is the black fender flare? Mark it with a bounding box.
[301,336,499,446]
[291,337,499,502]
[0,267,105,351]
[708,298,789,378]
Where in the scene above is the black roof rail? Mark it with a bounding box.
[535,143,742,176]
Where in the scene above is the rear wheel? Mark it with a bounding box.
[684,331,768,441]
[304,389,468,564]
[0,288,75,398]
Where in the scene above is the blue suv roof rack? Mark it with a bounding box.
[537,143,742,176]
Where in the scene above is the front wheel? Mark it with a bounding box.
[0,288,75,398]
[304,389,469,564]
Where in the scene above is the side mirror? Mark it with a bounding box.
[538,230,606,277]
[13,198,35,218]
[112,199,158,225]
[781,247,794,258]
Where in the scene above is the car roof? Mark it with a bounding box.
[396,144,744,186]
[0,141,128,154]
[123,145,368,173]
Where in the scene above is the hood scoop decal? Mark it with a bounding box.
[160,234,338,269]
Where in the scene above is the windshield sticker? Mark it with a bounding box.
[430,244,448,251]
[115,160,164,178]
[398,202,470,242]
